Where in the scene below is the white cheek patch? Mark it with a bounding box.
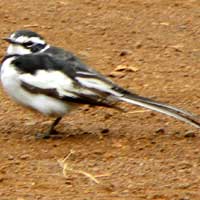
[7,44,32,55]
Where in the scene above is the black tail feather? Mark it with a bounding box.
[118,92,200,128]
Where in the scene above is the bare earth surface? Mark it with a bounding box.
[0,0,200,199]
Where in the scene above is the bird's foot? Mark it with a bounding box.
[35,130,62,139]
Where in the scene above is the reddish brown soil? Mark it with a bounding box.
[0,0,200,199]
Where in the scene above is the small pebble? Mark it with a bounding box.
[135,41,142,49]
[184,131,196,138]
[101,128,109,134]
[8,155,14,160]
[0,177,4,183]
[119,50,132,56]
[179,197,190,200]
[155,128,165,134]
[20,154,30,160]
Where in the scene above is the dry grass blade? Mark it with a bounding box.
[128,109,151,114]
[58,150,100,184]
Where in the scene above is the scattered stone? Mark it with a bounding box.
[20,154,30,160]
[135,41,142,49]
[179,197,190,200]
[25,120,37,126]
[0,177,4,183]
[119,50,132,56]
[103,113,113,120]
[176,183,193,189]
[78,50,90,58]
[160,22,170,26]
[178,162,192,169]
[184,131,196,138]
[155,128,165,134]
[127,66,139,72]
[99,182,115,192]
[114,65,127,71]
[23,24,39,28]
[170,44,184,52]
[101,128,109,134]
[109,71,125,78]
[7,155,14,160]
[31,182,36,186]
[57,1,69,6]
[111,65,139,77]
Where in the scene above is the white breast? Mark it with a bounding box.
[1,57,71,117]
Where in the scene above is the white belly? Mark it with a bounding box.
[1,58,71,117]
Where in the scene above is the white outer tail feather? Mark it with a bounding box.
[119,96,200,129]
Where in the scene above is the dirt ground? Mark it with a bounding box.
[0,0,200,199]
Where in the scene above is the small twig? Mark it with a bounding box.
[128,109,151,114]
[58,150,100,184]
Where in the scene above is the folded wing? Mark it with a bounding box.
[12,53,200,128]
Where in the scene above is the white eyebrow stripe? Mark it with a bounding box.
[29,37,45,44]
[15,36,46,44]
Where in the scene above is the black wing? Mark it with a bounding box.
[12,53,122,108]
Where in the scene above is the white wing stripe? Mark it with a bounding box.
[19,70,97,97]
[76,77,121,96]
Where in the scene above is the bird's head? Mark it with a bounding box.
[3,30,48,55]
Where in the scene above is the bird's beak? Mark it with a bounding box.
[2,37,18,44]
[3,37,12,42]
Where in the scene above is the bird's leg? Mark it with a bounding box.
[35,117,62,139]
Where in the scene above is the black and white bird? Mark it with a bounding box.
[1,30,200,138]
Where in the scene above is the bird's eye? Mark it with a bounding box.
[23,41,34,47]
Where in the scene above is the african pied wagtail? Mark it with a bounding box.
[1,30,200,138]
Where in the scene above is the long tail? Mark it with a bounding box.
[74,73,200,128]
[118,92,200,128]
